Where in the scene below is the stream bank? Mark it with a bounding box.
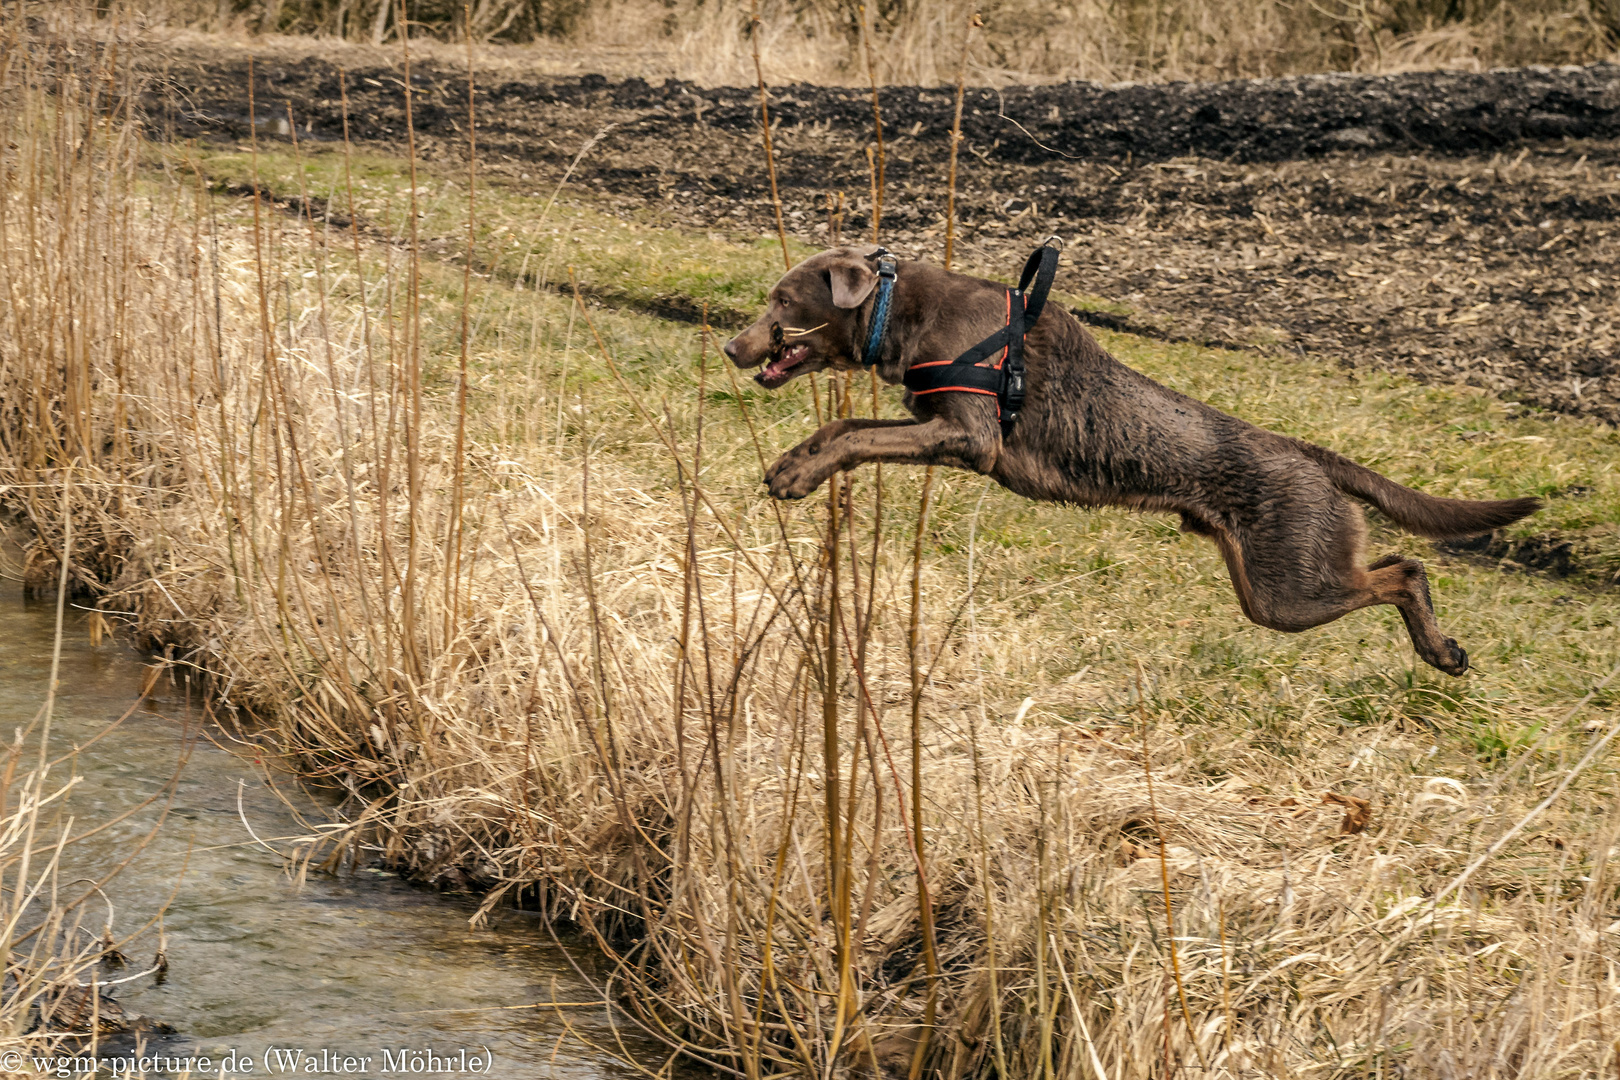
[0,580,652,1079]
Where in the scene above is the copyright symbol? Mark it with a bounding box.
[1,1049,24,1071]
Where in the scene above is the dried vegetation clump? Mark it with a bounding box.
[0,49,168,1032]
[157,0,1618,85]
[5,7,1620,1079]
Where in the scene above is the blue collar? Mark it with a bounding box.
[861,253,898,366]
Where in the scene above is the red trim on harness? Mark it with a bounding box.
[910,383,1003,419]
[994,291,1011,370]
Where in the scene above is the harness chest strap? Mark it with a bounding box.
[899,240,1061,431]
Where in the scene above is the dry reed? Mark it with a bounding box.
[942,10,980,273]
[0,30,174,1030]
[858,2,884,242]
[145,0,1620,86]
[749,0,791,272]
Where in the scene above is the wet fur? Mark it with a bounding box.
[725,247,1540,676]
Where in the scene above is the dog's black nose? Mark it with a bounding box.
[723,338,740,361]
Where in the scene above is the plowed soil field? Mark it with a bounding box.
[148,41,1620,424]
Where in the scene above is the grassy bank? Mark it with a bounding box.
[6,22,1620,1080]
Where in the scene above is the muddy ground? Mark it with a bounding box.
[147,41,1620,424]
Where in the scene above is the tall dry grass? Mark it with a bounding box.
[6,7,1620,1079]
[0,11,181,1055]
[150,0,1617,85]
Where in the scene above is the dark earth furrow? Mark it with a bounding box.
[144,45,1620,426]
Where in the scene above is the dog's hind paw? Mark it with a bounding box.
[1431,638,1469,677]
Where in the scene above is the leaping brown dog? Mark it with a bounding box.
[724,244,1539,676]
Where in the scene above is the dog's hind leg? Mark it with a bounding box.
[1359,555,1469,676]
[1211,498,1470,676]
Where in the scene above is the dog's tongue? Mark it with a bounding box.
[757,343,808,385]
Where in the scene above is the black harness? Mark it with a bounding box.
[885,239,1061,433]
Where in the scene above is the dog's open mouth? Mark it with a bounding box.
[756,343,811,388]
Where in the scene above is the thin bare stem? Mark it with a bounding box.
[398,0,425,681]
[748,0,791,270]
[906,465,940,1079]
[445,1,477,645]
[859,3,885,240]
[944,11,982,271]
[1135,661,1210,1072]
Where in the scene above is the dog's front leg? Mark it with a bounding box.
[765,417,994,499]
[766,419,912,499]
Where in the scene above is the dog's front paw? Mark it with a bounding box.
[764,449,829,500]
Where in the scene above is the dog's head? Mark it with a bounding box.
[724,245,886,388]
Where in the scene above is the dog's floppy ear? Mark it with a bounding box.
[828,249,880,309]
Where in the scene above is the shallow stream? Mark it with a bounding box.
[0,585,650,1079]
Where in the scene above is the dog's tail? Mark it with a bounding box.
[1297,441,1540,540]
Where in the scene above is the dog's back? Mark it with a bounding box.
[1003,308,1537,540]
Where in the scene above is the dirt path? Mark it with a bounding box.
[148,41,1620,424]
